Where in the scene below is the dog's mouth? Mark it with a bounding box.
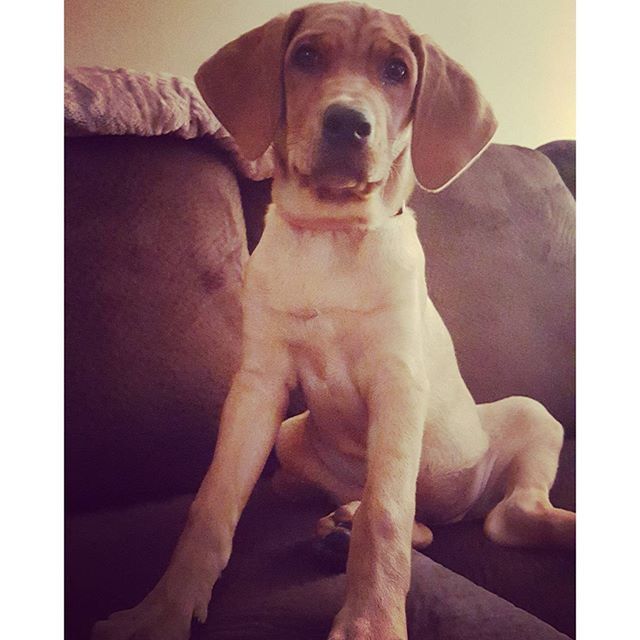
[293,166,382,202]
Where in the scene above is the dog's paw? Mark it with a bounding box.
[312,505,356,573]
[484,491,576,549]
[328,606,407,640]
[92,604,189,640]
[91,584,210,640]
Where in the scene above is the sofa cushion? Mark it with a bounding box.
[66,481,570,640]
[65,135,247,512]
[411,144,576,436]
[536,140,576,198]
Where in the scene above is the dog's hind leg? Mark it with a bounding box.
[480,397,575,549]
[273,411,362,500]
[271,412,325,501]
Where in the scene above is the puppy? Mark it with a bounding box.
[93,3,575,639]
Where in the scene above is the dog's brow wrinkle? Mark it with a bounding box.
[295,30,338,46]
[311,15,353,31]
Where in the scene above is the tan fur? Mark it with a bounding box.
[93,4,574,640]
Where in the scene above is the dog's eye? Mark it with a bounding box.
[292,44,322,71]
[383,58,409,84]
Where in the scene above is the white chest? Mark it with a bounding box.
[247,207,426,318]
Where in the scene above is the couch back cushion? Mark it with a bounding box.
[411,144,575,435]
[65,136,247,512]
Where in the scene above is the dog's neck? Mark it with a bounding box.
[271,145,416,233]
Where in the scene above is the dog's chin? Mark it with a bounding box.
[293,166,381,203]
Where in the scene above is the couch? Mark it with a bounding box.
[65,68,575,640]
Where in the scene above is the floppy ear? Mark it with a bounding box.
[410,36,498,192]
[195,11,304,160]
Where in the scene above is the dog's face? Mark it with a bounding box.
[280,5,418,203]
[196,2,497,215]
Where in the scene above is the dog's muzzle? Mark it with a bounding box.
[308,103,376,197]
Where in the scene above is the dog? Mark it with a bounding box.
[93,3,576,639]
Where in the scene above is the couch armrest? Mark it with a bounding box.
[65,135,247,512]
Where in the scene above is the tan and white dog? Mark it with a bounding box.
[93,3,575,639]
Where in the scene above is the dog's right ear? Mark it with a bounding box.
[195,11,304,160]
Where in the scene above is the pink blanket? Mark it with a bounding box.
[64,66,274,181]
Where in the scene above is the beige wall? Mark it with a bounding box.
[65,0,575,148]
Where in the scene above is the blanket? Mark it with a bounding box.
[64,66,274,181]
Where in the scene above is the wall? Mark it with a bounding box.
[64,0,575,148]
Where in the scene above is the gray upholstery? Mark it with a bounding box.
[65,136,247,512]
[536,140,576,198]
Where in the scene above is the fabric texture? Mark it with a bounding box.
[536,140,576,198]
[65,136,248,512]
[64,66,274,180]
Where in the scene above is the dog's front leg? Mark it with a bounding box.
[165,358,293,615]
[93,336,293,640]
[329,361,426,640]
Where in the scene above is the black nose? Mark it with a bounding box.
[322,104,372,146]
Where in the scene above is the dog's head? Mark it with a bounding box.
[196,2,496,217]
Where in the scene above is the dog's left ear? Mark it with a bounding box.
[195,11,304,160]
[410,36,498,192]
